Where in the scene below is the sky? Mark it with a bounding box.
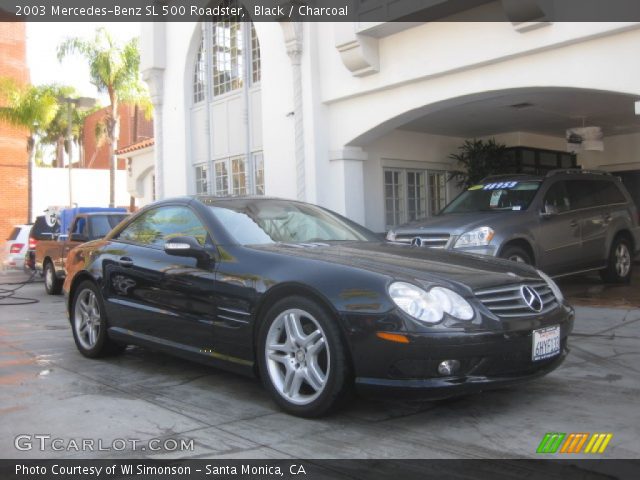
[26,22,141,105]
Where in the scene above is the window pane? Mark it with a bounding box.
[214,161,229,196]
[251,24,261,84]
[567,180,597,209]
[543,181,571,213]
[195,164,208,194]
[429,172,447,215]
[193,36,206,103]
[117,207,207,247]
[211,2,244,97]
[253,151,264,195]
[231,156,247,196]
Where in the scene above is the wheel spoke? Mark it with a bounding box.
[305,359,325,392]
[301,329,322,347]
[267,351,289,365]
[284,370,304,398]
[268,341,294,354]
[284,312,305,346]
[307,335,325,356]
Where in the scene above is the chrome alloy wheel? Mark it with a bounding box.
[615,243,631,278]
[265,309,330,405]
[74,289,101,350]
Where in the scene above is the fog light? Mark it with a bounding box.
[438,359,460,376]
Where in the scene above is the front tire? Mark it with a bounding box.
[71,281,125,358]
[600,236,633,284]
[257,296,352,417]
[499,245,533,265]
[44,260,62,295]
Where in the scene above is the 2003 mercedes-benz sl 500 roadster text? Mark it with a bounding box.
[63,197,574,417]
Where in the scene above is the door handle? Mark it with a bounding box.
[569,220,578,227]
[117,256,134,267]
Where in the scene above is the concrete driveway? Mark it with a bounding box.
[0,272,639,460]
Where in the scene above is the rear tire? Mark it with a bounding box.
[71,281,125,358]
[44,260,62,295]
[257,296,352,417]
[600,236,633,284]
[499,245,533,265]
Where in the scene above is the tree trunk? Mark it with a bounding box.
[27,137,35,223]
[108,102,119,208]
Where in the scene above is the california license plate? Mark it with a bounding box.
[532,325,561,361]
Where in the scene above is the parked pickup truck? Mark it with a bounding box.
[36,208,128,294]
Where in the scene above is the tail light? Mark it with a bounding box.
[10,243,24,254]
[29,237,37,249]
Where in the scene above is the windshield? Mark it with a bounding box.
[442,180,541,214]
[209,200,377,245]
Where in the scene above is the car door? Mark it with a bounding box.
[566,180,608,270]
[536,180,582,274]
[104,205,218,349]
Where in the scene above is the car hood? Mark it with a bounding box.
[250,241,541,292]
[393,212,516,235]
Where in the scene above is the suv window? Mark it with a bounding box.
[115,206,207,247]
[7,227,20,241]
[543,181,571,214]
[594,180,626,205]
[566,180,598,209]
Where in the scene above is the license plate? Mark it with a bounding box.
[532,325,561,361]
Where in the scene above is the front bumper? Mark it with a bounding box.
[356,346,567,400]
[345,304,574,400]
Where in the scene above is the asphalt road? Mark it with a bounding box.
[1,272,639,460]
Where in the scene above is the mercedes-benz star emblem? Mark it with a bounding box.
[411,237,423,247]
[520,285,543,312]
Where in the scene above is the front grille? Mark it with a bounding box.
[474,282,559,318]
[394,233,450,248]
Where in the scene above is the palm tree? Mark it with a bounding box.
[57,27,151,207]
[0,79,60,220]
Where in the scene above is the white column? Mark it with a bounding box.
[329,147,368,224]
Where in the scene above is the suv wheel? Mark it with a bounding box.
[257,296,352,417]
[600,236,633,284]
[44,260,62,295]
[500,245,533,265]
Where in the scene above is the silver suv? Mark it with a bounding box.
[387,170,640,282]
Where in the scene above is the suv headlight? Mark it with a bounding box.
[386,230,396,242]
[454,226,495,248]
[388,282,474,323]
[537,270,564,303]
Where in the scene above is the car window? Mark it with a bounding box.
[90,215,128,240]
[208,200,377,244]
[566,180,598,209]
[543,181,571,214]
[115,207,207,247]
[73,218,87,235]
[594,180,626,205]
[7,227,19,241]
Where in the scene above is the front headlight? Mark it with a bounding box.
[386,230,396,242]
[454,226,495,248]
[388,282,474,323]
[537,270,564,303]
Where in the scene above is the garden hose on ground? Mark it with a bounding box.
[0,271,40,306]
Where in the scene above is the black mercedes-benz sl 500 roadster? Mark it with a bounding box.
[64,196,573,417]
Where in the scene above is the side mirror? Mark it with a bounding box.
[164,236,211,268]
[70,233,89,242]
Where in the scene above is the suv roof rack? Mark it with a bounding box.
[545,169,611,177]
[479,173,541,182]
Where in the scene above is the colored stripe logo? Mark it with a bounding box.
[537,433,613,454]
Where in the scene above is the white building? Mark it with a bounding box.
[141,6,640,233]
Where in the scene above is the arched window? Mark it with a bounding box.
[190,2,263,197]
